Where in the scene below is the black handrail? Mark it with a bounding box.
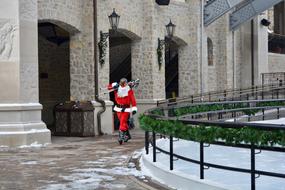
[144,97,285,190]
[147,133,285,190]
[158,82,285,106]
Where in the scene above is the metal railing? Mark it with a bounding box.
[145,131,285,190]
[144,97,285,190]
[157,82,285,107]
[262,72,285,86]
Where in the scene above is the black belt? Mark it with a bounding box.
[117,104,130,108]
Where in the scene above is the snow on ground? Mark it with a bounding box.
[142,139,285,190]
[41,152,146,190]
[226,108,285,122]
[0,141,49,151]
[141,119,285,190]
[20,160,38,165]
[251,118,285,124]
[18,141,49,148]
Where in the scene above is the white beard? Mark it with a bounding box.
[117,86,130,97]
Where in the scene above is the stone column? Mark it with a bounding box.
[240,22,254,88]
[132,0,165,100]
[253,15,269,85]
[0,0,50,147]
[239,14,269,88]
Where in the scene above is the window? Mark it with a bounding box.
[207,38,214,66]
[274,2,285,35]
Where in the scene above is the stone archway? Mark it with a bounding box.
[108,29,141,130]
[165,36,187,98]
[165,38,179,99]
[37,20,80,133]
[39,0,94,101]
[108,28,141,88]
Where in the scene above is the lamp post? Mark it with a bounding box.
[98,8,120,65]
[157,20,176,70]
[166,19,176,38]
[158,19,176,45]
[101,8,120,38]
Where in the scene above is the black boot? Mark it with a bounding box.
[124,130,132,142]
[118,130,125,145]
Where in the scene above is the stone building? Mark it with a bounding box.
[1,0,285,146]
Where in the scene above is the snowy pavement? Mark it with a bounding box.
[0,133,163,190]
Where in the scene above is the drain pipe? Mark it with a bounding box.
[94,0,105,135]
[251,19,255,86]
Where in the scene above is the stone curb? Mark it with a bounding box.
[125,151,173,190]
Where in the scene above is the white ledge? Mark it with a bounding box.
[0,103,43,111]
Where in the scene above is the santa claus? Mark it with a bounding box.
[108,78,137,144]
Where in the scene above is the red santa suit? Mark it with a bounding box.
[108,82,137,131]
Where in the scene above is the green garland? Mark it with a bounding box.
[157,39,164,70]
[98,38,108,65]
[139,115,285,147]
[141,100,285,147]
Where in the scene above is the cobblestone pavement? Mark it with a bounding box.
[0,130,164,190]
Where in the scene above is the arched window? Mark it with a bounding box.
[207,38,214,66]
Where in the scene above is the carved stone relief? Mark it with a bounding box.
[0,20,16,61]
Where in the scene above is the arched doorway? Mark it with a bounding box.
[38,22,71,132]
[109,31,134,102]
[165,38,179,99]
[109,31,132,86]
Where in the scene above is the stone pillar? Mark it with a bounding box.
[132,0,165,100]
[0,0,51,147]
[253,15,269,85]
[239,14,269,88]
[178,0,201,96]
[240,22,254,88]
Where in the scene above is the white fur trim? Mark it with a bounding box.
[117,86,130,97]
[114,106,137,112]
[132,107,137,112]
[112,82,118,87]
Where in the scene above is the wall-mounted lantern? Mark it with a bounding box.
[261,18,271,27]
[98,8,120,65]
[157,20,176,70]
[166,19,176,38]
[156,0,170,5]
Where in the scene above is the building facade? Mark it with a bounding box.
[1,0,285,146]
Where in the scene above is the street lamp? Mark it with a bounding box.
[166,19,176,38]
[109,8,120,31]
[98,8,120,65]
[157,20,176,70]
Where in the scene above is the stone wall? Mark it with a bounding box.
[97,0,144,99]
[158,0,199,97]
[97,0,200,99]
[205,12,237,92]
[36,0,281,101]
[268,53,285,72]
